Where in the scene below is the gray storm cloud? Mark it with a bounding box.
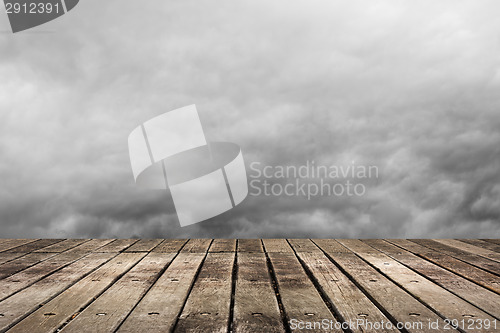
[0,0,499,238]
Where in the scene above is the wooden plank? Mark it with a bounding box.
[411,239,500,275]
[0,253,25,266]
[295,250,399,332]
[175,252,235,332]
[317,240,455,333]
[123,239,163,252]
[339,239,497,332]
[459,239,500,253]
[95,239,139,253]
[483,239,500,245]
[181,239,213,253]
[0,241,111,301]
[237,239,263,253]
[58,253,175,333]
[209,239,236,252]
[5,239,65,253]
[312,239,351,253]
[0,240,38,253]
[267,252,342,333]
[388,239,500,294]
[434,239,500,263]
[116,252,209,333]
[34,239,88,253]
[287,239,323,253]
[233,252,284,333]
[262,239,293,253]
[0,252,116,332]
[0,253,56,279]
[152,239,188,253]
[363,239,500,319]
[66,239,115,254]
[7,252,145,333]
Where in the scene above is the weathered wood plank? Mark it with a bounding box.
[483,239,500,245]
[268,252,342,332]
[0,240,38,253]
[66,239,115,254]
[317,240,455,333]
[7,252,145,333]
[123,239,163,252]
[233,252,284,333]
[0,253,56,279]
[339,239,497,333]
[363,239,500,319]
[388,239,500,294]
[152,239,188,253]
[116,252,209,333]
[0,253,25,266]
[237,239,263,253]
[0,239,114,301]
[287,239,323,253]
[0,240,14,247]
[262,239,293,253]
[411,239,500,275]
[34,239,88,253]
[5,239,64,253]
[59,253,175,333]
[312,239,351,253]
[175,252,235,332]
[295,250,398,332]
[181,239,213,253]
[434,239,500,263]
[0,252,116,332]
[93,239,139,253]
[459,239,500,253]
[209,239,236,253]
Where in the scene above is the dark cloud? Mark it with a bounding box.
[0,0,499,238]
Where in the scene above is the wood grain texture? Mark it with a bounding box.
[434,239,500,263]
[123,239,163,252]
[95,239,139,253]
[388,239,500,294]
[268,251,342,333]
[262,239,293,253]
[459,239,500,253]
[209,239,237,253]
[34,239,88,253]
[0,240,38,253]
[318,240,455,333]
[175,252,235,332]
[0,238,498,333]
[0,252,56,279]
[233,252,285,333]
[363,239,500,319]
[0,252,116,332]
[237,239,263,253]
[339,239,497,333]
[153,239,188,253]
[411,239,500,275]
[59,253,175,333]
[7,252,145,333]
[117,240,211,333]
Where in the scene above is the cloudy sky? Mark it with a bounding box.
[1,0,499,239]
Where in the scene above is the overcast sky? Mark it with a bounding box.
[1,0,499,238]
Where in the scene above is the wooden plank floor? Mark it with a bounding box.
[0,239,499,333]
